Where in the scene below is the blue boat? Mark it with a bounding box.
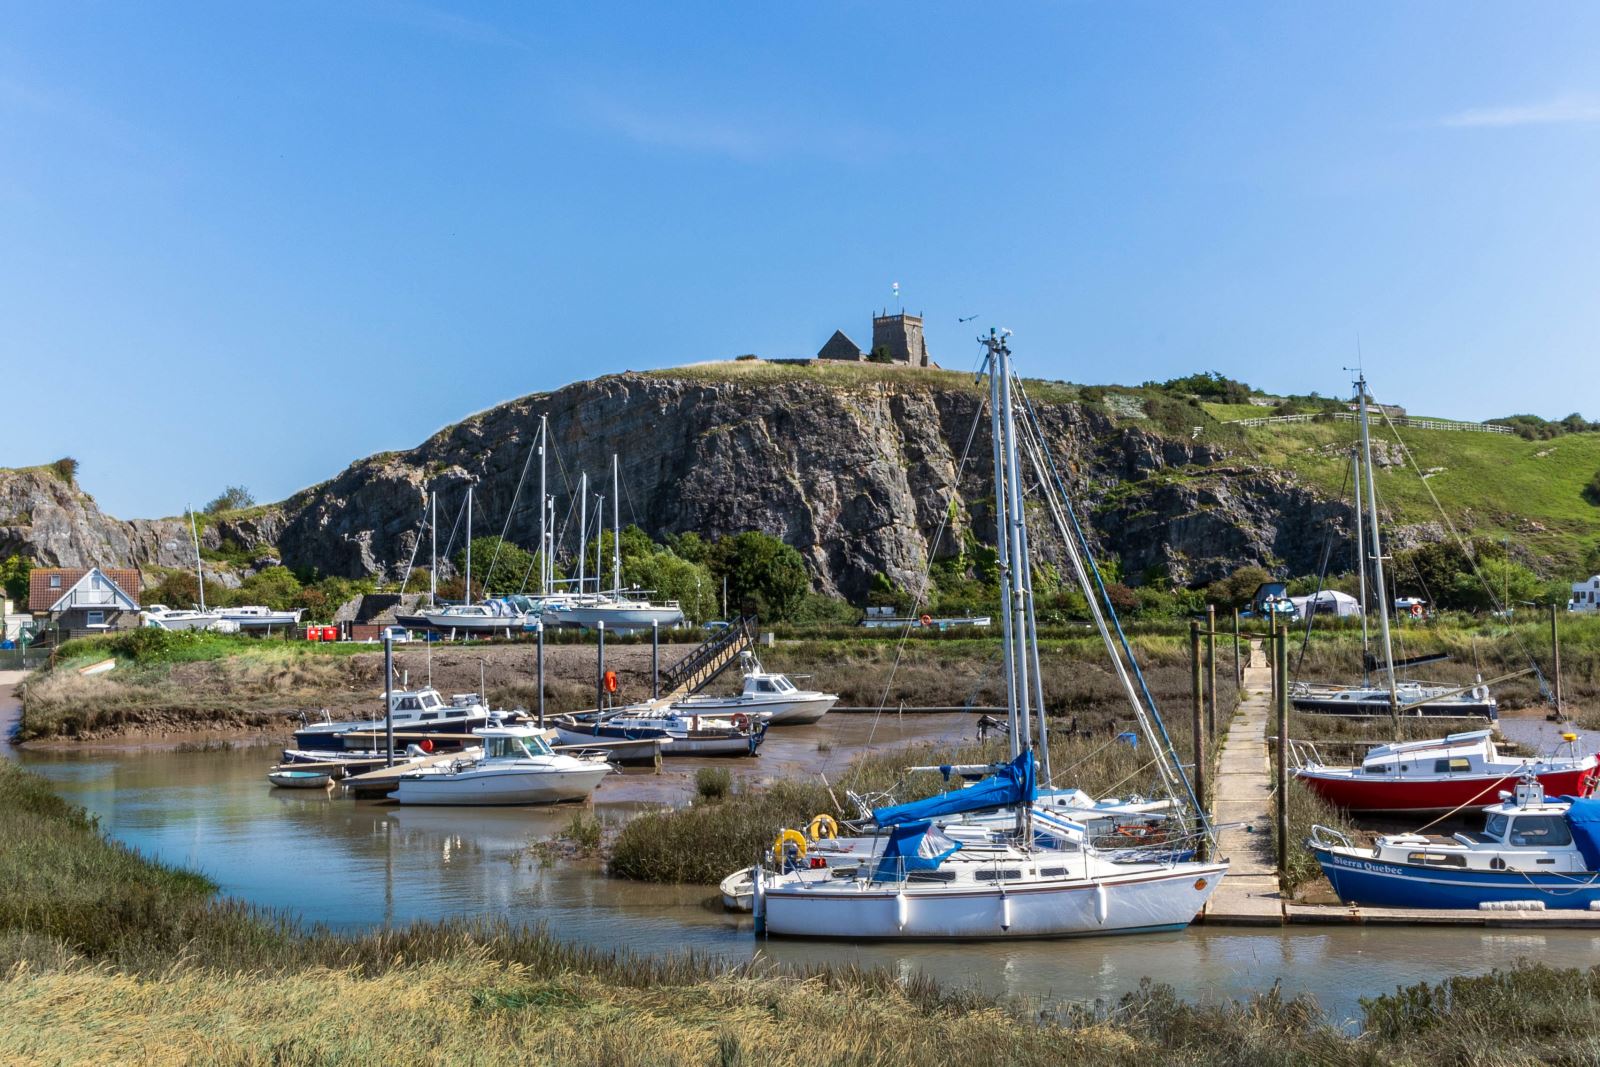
[1309,780,1600,910]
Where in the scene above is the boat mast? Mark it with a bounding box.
[985,337,1021,763]
[1352,446,1368,684]
[1356,374,1399,714]
[577,473,587,594]
[996,337,1036,765]
[538,416,548,598]
[611,453,621,597]
[465,487,473,605]
[188,505,206,613]
[594,494,604,593]
[429,491,437,608]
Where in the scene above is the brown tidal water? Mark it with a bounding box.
[11,707,1600,1026]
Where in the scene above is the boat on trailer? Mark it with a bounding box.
[1294,729,1598,813]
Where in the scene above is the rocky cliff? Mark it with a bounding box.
[0,363,1365,597]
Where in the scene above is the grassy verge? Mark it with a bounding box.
[13,759,1600,1063]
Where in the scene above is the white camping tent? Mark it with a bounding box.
[1287,590,1362,619]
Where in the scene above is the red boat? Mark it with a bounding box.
[1294,729,1599,813]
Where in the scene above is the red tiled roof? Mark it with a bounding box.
[27,568,142,612]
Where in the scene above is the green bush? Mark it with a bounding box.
[608,781,836,884]
[694,767,732,801]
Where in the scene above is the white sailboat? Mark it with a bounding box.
[420,487,530,634]
[1290,374,1497,720]
[542,454,684,632]
[142,507,233,631]
[753,329,1227,940]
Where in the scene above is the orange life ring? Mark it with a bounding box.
[731,713,750,731]
[920,614,933,627]
[1410,604,1422,618]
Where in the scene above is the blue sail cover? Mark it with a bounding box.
[872,749,1037,828]
[871,820,962,882]
[1562,796,1600,871]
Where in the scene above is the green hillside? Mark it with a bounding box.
[1232,417,1600,570]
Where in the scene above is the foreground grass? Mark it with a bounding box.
[15,759,1600,1062]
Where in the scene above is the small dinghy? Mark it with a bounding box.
[267,768,335,790]
[720,867,755,912]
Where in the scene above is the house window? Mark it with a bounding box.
[49,575,61,588]
[86,611,104,626]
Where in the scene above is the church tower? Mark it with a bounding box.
[870,310,929,366]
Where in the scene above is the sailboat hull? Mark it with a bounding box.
[760,862,1226,940]
[1292,694,1497,719]
[543,605,685,632]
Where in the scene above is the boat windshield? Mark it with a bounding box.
[485,735,553,759]
[772,676,795,692]
[1483,813,1509,840]
[420,692,441,710]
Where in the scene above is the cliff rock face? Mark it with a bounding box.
[0,468,289,586]
[269,367,1360,597]
[2,365,1374,597]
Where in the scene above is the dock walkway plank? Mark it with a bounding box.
[1204,641,1285,924]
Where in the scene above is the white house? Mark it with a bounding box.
[1571,576,1600,613]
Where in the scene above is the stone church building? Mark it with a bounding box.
[817,311,935,368]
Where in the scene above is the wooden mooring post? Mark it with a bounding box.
[1275,624,1290,877]
[1205,603,1218,742]
[1190,620,1207,836]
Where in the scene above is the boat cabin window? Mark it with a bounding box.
[1434,758,1472,774]
[420,693,442,709]
[1363,765,1391,774]
[419,712,439,721]
[1507,815,1572,848]
[396,696,421,711]
[1483,813,1509,840]
[1407,852,1467,868]
[756,680,777,693]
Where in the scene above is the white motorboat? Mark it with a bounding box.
[388,726,612,806]
[290,688,491,753]
[750,330,1226,940]
[673,652,837,725]
[141,604,235,632]
[217,605,304,629]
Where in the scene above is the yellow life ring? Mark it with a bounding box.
[807,813,839,842]
[773,828,808,862]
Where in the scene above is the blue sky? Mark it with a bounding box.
[4,2,1599,518]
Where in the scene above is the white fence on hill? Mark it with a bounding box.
[1226,412,1511,435]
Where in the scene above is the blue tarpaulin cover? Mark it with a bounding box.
[1562,796,1600,871]
[872,749,1037,828]
[871,820,962,882]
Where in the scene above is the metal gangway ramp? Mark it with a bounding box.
[657,616,758,700]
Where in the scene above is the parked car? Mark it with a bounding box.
[378,625,412,644]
